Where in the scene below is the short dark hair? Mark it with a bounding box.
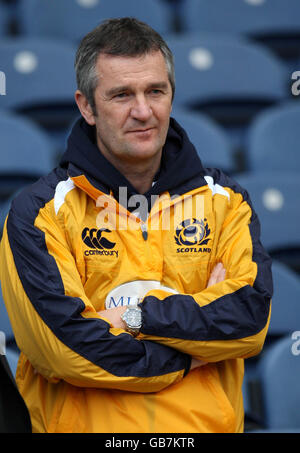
[75,17,175,113]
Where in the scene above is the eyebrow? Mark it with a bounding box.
[105,82,169,98]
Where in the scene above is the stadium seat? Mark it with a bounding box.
[160,0,187,33]
[168,33,288,123]
[0,37,78,152]
[182,0,300,61]
[0,190,19,238]
[0,198,8,234]
[268,261,300,337]
[0,37,76,111]
[3,346,19,378]
[249,428,300,433]
[258,335,300,430]
[235,171,300,252]
[0,2,10,36]
[18,0,171,42]
[172,108,235,173]
[246,102,300,173]
[0,111,55,199]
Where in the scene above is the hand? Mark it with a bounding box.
[189,263,227,372]
[98,306,127,329]
[206,262,226,288]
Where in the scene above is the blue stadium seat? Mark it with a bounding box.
[3,346,19,378]
[258,335,300,430]
[0,37,76,111]
[234,172,300,256]
[0,111,55,198]
[0,2,10,36]
[18,0,171,42]
[182,0,300,61]
[0,196,10,234]
[249,428,300,433]
[167,33,288,136]
[269,261,300,337]
[0,190,19,236]
[0,37,78,152]
[246,102,300,173]
[172,108,235,173]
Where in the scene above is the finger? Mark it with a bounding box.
[207,265,219,287]
[215,265,226,284]
[206,272,216,288]
[207,263,226,287]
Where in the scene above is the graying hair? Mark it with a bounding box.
[74,17,175,114]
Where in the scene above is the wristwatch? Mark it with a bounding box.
[121,305,142,336]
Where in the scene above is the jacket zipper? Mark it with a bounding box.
[140,222,148,241]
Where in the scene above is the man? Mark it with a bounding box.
[0,18,272,433]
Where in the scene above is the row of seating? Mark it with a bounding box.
[0,32,299,159]
[244,333,300,432]
[242,260,300,430]
[1,0,174,38]
[0,97,299,182]
[1,0,300,53]
[0,3,299,164]
[181,0,300,60]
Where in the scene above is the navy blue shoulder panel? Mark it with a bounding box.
[169,166,251,200]
[6,173,190,378]
[203,167,252,205]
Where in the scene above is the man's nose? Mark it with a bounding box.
[130,95,152,121]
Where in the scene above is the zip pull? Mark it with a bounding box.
[141,222,148,241]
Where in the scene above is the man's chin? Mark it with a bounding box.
[125,146,162,162]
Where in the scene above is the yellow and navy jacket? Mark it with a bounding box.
[0,118,272,433]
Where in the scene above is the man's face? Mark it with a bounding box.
[85,50,173,166]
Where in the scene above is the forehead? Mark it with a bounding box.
[95,51,169,88]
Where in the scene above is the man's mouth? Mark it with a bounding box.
[127,127,155,134]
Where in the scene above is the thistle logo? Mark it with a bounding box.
[82,227,118,257]
[175,218,211,253]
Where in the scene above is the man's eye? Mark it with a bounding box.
[115,93,128,99]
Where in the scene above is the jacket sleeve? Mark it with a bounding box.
[138,180,273,362]
[0,191,190,392]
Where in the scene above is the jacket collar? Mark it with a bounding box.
[60,116,207,202]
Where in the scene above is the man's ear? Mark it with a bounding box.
[75,90,96,126]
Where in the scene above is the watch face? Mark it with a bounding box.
[123,307,142,328]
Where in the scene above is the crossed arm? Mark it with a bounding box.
[98,262,227,371]
[1,185,272,389]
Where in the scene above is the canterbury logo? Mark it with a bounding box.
[82,227,116,250]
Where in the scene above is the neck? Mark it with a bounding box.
[98,148,162,194]
[115,155,161,194]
